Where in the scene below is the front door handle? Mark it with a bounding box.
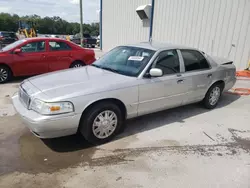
[177,79,184,84]
[207,74,212,78]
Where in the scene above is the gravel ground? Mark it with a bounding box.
[0,76,249,188]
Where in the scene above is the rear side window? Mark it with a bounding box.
[83,34,91,38]
[49,41,71,51]
[181,50,210,72]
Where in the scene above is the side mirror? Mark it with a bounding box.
[149,68,163,77]
[14,48,22,54]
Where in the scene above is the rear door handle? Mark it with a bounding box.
[177,79,184,84]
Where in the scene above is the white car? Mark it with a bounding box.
[12,42,236,144]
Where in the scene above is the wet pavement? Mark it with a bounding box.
[0,79,250,188]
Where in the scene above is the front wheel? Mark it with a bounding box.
[79,102,124,145]
[203,83,222,109]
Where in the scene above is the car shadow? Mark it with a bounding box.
[42,93,240,152]
[42,132,92,152]
[117,93,241,140]
[7,76,30,84]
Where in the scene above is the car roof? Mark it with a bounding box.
[125,42,198,51]
[24,37,66,41]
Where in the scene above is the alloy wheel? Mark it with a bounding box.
[0,68,8,82]
[209,86,221,106]
[73,64,82,68]
[92,110,118,139]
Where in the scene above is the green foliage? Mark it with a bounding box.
[0,13,99,35]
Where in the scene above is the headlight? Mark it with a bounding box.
[30,99,74,115]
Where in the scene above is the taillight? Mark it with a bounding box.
[0,36,3,40]
[83,39,87,43]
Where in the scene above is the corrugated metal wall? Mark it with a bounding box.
[102,0,151,51]
[152,0,250,70]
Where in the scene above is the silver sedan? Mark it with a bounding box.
[12,42,236,144]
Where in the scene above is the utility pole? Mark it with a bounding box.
[79,0,83,47]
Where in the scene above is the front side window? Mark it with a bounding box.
[92,46,155,77]
[49,41,71,51]
[152,50,180,75]
[21,41,45,53]
[181,50,210,72]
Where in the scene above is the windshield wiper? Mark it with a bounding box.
[91,64,102,69]
[101,66,121,74]
[91,64,123,75]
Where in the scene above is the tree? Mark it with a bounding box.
[0,13,99,35]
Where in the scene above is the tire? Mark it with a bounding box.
[79,102,124,145]
[203,83,222,109]
[0,65,12,84]
[70,61,85,68]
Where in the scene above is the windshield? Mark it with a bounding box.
[92,46,155,77]
[1,39,26,51]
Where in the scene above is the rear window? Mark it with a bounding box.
[1,32,16,38]
[83,34,91,38]
[49,41,72,51]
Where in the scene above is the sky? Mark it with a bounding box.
[0,0,100,23]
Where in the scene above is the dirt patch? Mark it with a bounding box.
[228,129,250,152]
[1,120,249,176]
[18,132,100,174]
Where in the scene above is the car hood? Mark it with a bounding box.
[28,66,137,100]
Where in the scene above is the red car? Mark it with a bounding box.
[0,37,96,83]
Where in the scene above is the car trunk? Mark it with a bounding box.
[83,34,97,45]
[85,38,97,45]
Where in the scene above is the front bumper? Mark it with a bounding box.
[12,94,81,138]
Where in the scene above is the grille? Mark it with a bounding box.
[19,86,30,108]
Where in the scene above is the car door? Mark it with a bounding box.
[47,41,73,72]
[12,40,48,76]
[179,49,213,104]
[138,49,190,116]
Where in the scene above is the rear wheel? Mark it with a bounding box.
[203,83,222,109]
[79,102,124,145]
[0,65,12,84]
[70,61,85,68]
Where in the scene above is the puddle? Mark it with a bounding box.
[0,130,100,175]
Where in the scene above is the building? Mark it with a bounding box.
[100,0,250,70]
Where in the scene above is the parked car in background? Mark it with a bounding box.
[0,31,18,49]
[12,42,236,144]
[70,34,97,48]
[0,37,95,83]
[97,35,100,47]
[82,34,97,48]
[70,35,81,45]
[50,35,59,38]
